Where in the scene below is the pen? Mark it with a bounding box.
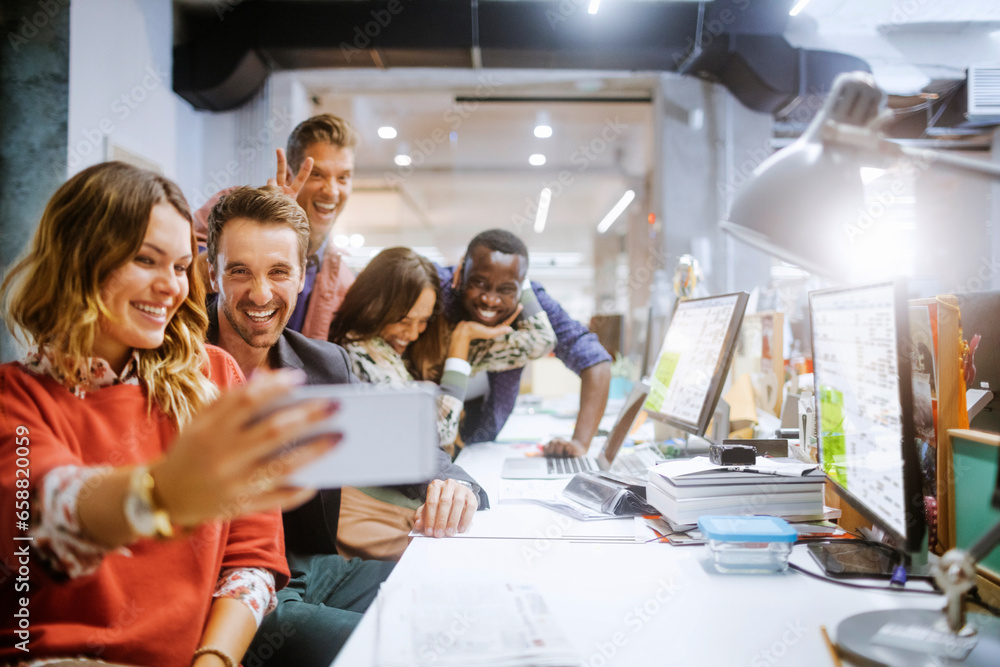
[819,625,843,667]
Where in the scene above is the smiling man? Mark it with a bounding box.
[206,186,483,665]
[195,113,357,341]
[438,229,612,457]
[205,185,388,665]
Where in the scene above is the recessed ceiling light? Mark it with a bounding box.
[334,234,350,248]
[377,126,397,139]
[534,111,552,138]
[394,154,412,167]
[529,154,546,166]
[349,233,365,248]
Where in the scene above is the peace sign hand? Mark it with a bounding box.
[267,148,314,200]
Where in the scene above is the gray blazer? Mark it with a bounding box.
[207,303,487,556]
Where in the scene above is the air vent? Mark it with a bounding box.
[968,64,1000,120]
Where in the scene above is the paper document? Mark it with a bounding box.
[525,498,617,521]
[499,478,571,503]
[375,581,579,667]
[650,456,820,483]
[408,504,635,540]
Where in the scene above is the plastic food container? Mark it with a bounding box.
[697,515,797,573]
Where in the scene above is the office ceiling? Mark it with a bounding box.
[173,0,1000,312]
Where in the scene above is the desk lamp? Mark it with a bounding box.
[720,71,1000,283]
[722,71,1000,665]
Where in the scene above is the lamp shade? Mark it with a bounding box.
[720,135,866,280]
[721,72,887,282]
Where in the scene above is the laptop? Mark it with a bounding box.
[500,381,664,480]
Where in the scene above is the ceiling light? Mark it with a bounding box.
[597,190,636,233]
[788,0,813,16]
[534,188,552,234]
[349,233,365,248]
[334,234,350,248]
[394,154,412,167]
[529,154,546,166]
[588,0,600,15]
[534,111,552,139]
[377,126,397,139]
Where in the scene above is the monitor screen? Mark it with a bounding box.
[642,292,749,436]
[809,281,925,553]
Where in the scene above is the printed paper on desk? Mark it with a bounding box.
[650,456,720,480]
[410,504,635,540]
[375,580,579,667]
[650,456,820,481]
[498,478,570,503]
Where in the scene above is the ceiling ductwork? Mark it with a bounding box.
[174,0,870,115]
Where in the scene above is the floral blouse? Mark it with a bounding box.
[344,299,557,450]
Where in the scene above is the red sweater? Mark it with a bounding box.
[0,346,289,666]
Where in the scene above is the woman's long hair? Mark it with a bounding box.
[329,247,447,380]
[1,161,217,426]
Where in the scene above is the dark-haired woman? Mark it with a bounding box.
[328,246,555,559]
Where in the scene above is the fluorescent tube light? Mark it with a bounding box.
[534,188,552,233]
[789,0,813,16]
[596,190,635,233]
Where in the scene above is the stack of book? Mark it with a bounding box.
[646,456,827,528]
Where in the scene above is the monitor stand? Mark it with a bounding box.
[837,609,1000,666]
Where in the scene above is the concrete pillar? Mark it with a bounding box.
[0,0,70,362]
[656,74,773,297]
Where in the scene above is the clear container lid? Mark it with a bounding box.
[697,515,797,543]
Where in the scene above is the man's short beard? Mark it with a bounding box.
[221,299,282,349]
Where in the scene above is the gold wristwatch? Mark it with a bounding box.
[124,465,174,539]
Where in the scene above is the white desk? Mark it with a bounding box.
[332,423,945,666]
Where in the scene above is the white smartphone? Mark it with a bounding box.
[265,382,440,489]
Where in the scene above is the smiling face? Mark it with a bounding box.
[94,202,193,371]
[209,218,305,351]
[460,245,524,327]
[291,141,354,252]
[379,287,436,356]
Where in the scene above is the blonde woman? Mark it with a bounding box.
[0,162,336,666]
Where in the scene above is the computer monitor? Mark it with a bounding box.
[642,292,749,437]
[809,280,926,554]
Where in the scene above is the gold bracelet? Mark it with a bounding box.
[192,645,236,667]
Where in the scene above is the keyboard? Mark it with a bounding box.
[546,457,597,475]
